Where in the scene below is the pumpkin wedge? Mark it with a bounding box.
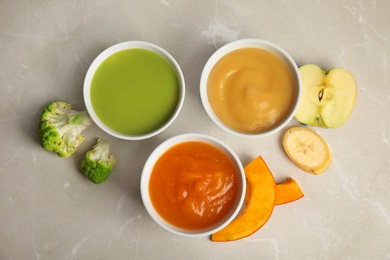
[275,178,304,205]
[211,156,276,241]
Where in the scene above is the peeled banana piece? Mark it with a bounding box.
[282,127,331,174]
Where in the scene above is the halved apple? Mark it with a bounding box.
[295,64,357,128]
[211,156,276,242]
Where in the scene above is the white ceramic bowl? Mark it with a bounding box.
[84,41,185,140]
[200,39,302,138]
[140,133,246,237]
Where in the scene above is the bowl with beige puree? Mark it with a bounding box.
[200,39,302,138]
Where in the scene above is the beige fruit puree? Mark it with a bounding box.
[207,48,295,133]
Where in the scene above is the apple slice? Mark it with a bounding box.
[282,126,331,174]
[295,64,357,128]
[275,178,304,205]
[211,156,275,242]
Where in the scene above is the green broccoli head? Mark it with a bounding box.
[37,101,93,157]
[81,139,117,184]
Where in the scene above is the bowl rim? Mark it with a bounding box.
[83,41,185,140]
[140,133,246,237]
[200,38,302,138]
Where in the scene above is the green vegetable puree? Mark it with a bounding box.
[91,49,180,135]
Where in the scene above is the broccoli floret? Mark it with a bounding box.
[37,101,93,158]
[81,139,117,184]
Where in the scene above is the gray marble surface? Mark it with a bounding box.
[1,0,389,259]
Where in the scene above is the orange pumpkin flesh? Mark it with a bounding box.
[211,156,276,242]
[275,178,304,205]
[245,178,304,205]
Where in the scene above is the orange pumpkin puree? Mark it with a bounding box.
[207,48,295,133]
[149,141,239,230]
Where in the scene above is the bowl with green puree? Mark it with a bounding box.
[84,41,185,140]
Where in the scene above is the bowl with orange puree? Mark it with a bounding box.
[200,39,302,137]
[140,133,246,237]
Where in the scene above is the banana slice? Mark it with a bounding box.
[282,126,331,174]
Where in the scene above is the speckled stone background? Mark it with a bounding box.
[1,1,389,259]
